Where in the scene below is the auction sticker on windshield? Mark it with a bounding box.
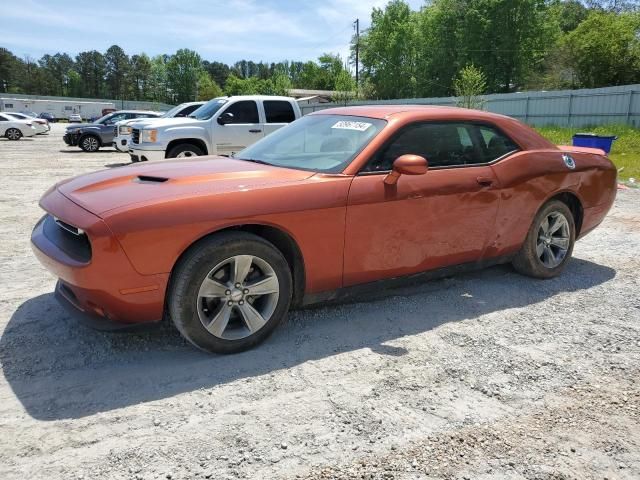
[331,121,372,131]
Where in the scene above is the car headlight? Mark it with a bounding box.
[119,126,132,135]
[141,129,157,143]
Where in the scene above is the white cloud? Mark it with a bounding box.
[4,0,425,62]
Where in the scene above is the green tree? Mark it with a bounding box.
[104,45,130,99]
[0,48,21,93]
[130,53,152,100]
[167,49,203,102]
[202,60,231,88]
[75,50,105,98]
[196,71,223,100]
[564,11,640,87]
[334,70,356,104]
[359,0,418,99]
[421,0,557,95]
[267,72,292,96]
[453,64,487,109]
[148,55,169,102]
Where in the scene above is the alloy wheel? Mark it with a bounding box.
[82,137,99,151]
[6,128,21,140]
[176,150,199,158]
[196,255,280,340]
[536,211,570,268]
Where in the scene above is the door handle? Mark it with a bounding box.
[249,129,262,133]
[476,176,494,187]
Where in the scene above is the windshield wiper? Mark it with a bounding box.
[238,158,273,166]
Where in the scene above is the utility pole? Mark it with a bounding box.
[353,18,359,97]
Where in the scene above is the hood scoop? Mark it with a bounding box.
[136,175,169,183]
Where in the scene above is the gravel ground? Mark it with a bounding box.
[0,124,638,480]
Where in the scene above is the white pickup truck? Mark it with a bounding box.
[128,95,302,161]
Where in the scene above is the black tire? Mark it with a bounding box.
[512,200,576,279]
[5,128,22,141]
[168,232,293,354]
[167,143,205,159]
[79,135,100,152]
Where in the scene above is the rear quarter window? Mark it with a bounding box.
[477,125,520,162]
[264,101,296,123]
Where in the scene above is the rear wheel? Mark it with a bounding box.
[167,143,204,158]
[513,200,575,279]
[80,135,100,152]
[168,232,292,354]
[5,128,22,140]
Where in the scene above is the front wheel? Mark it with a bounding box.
[5,128,22,140]
[79,135,100,152]
[167,143,205,159]
[512,200,575,279]
[168,232,292,354]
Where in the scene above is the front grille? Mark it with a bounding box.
[114,126,118,136]
[131,128,140,144]
[43,214,91,263]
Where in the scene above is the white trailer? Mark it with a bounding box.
[0,97,116,121]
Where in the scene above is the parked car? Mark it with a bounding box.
[68,113,82,123]
[5,112,50,134]
[112,102,203,153]
[128,95,301,161]
[63,110,161,152]
[0,113,37,140]
[31,106,617,354]
[39,112,56,123]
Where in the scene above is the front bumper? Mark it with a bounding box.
[63,132,79,146]
[31,189,168,327]
[55,281,160,331]
[113,135,131,152]
[129,147,166,162]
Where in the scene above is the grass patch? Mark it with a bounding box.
[535,125,640,181]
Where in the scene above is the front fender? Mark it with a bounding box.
[159,125,209,146]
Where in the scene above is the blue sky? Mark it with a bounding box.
[6,0,424,64]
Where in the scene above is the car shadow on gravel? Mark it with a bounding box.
[1,258,615,421]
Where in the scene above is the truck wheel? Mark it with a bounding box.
[5,128,22,140]
[512,200,575,279]
[167,143,204,158]
[79,135,100,152]
[168,232,292,354]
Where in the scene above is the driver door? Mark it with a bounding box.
[214,100,265,156]
[343,121,502,287]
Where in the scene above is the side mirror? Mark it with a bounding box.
[217,112,234,125]
[384,154,428,185]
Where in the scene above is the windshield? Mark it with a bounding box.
[162,103,186,118]
[189,98,227,120]
[235,115,386,173]
[93,112,113,124]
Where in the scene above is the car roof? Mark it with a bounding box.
[312,105,555,150]
[312,105,516,122]
[112,110,160,114]
[216,95,294,101]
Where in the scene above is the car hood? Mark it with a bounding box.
[129,117,199,130]
[66,123,99,130]
[56,157,316,216]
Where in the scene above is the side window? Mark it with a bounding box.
[475,125,519,162]
[0,115,7,122]
[264,101,295,123]
[365,123,484,172]
[177,104,200,117]
[222,101,259,124]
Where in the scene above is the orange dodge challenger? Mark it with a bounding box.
[31,106,617,353]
